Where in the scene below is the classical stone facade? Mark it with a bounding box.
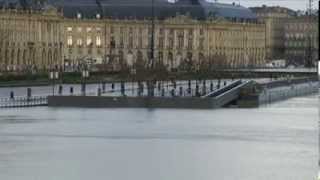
[0,8,63,72]
[250,6,296,60]
[0,1,267,72]
[63,16,266,71]
[284,16,319,66]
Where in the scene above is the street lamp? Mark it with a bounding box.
[81,67,90,96]
[49,70,59,96]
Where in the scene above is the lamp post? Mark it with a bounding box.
[49,69,59,96]
[81,67,90,96]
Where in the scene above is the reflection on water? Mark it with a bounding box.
[0,95,318,180]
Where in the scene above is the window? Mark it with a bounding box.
[199,38,204,50]
[67,27,72,32]
[77,13,82,19]
[87,27,92,33]
[77,27,82,33]
[138,37,143,48]
[139,28,143,35]
[188,29,193,36]
[178,32,184,49]
[159,28,164,36]
[129,27,133,35]
[148,28,152,37]
[200,29,204,36]
[120,27,125,35]
[120,36,124,48]
[128,37,133,48]
[96,36,101,47]
[110,36,116,48]
[87,36,92,46]
[188,38,193,50]
[110,26,114,34]
[169,29,174,35]
[67,36,73,46]
[169,37,174,49]
[77,38,83,46]
[159,37,164,49]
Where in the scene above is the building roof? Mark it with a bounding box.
[250,5,297,17]
[1,0,257,20]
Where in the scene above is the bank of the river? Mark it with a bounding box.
[0,70,303,87]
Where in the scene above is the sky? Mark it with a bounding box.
[211,0,318,11]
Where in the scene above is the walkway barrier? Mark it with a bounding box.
[0,96,48,108]
[202,80,243,98]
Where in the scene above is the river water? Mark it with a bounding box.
[0,95,318,180]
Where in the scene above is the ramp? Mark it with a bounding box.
[202,80,253,107]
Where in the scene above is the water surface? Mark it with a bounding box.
[0,95,318,180]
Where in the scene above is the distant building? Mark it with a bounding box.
[0,7,63,72]
[284,16,319,66]
[0,0,266,72]
[250,5,296,60]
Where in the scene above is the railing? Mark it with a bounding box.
[0,96,48,108]
[202,80,242,98]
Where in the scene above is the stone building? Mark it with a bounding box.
[0,4,63,72]
[284,16,319,66]
[62,0,266,71]
[250,5,296,60]
[0,0,266,72]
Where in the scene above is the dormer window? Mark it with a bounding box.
[77,13,82,19]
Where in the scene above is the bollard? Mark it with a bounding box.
[138,81,143,96]
[210,82,214,91]
[179,87,183,96]
[173,81,177,89]
[58,85,63,95]
[102,82,106,93]
[141,82,144,94]
[171,88,175,97]
[224,81,227,86]
[10,91,14,100]
[121,81,125,96]
[81,84,86,96]
[202,84,206,95]
[150,82,155,97]
[158,81,161,91]
[97,88,102,96]
[146,81,150,96]
[188,80,191,89]
[217,84,220,89]
[161,88,165,97]
[111,83,115,92]
[27,88,32,99]
[70,87,74,95]
[195,84,200,97]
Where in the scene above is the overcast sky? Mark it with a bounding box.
[212,0,319,11]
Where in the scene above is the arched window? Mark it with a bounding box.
[67,36,73,46]
[86,36,92,46]
[96,36,101,47]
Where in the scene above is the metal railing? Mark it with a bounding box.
[0,96,48,108]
